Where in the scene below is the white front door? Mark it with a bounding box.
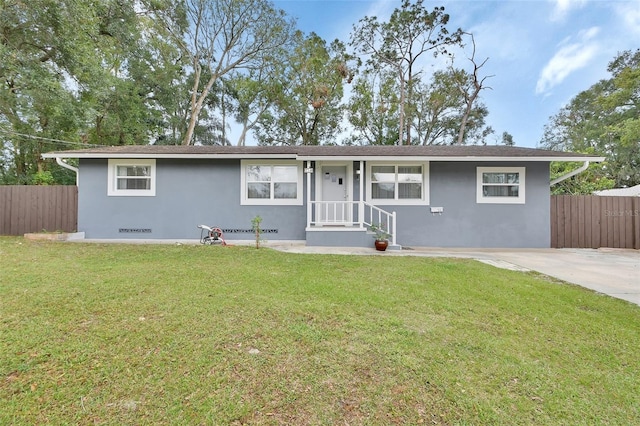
[318,165,351,223]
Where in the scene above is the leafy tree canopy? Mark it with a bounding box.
[254,33,355,146]
[541,49,640,193]
[1,0,505,184]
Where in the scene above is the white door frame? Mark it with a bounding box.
[314,161,353,224]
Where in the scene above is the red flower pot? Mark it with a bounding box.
[375,240,389,251]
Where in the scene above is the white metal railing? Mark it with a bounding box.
[311,201,354,225]
[308,201,397,246]
[363,203,397,246]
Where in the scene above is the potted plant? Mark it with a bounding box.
[370,223,391,251]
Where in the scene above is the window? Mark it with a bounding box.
[367,163,429,205]
[241,160,303,205]
[108,159,156,196]
[477,167,525,204]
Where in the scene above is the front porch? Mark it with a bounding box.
[305,200,400,250]
[302,160,400,249]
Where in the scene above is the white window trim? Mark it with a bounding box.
[107,159,156,197]
[366,162,430,206]
[476,166,525,204]
[240,160,303,206]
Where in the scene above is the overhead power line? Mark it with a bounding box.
[0,128,102,148]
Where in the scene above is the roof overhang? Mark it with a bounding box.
[294,155,606,162]
[42,153,298,160]
[42,152,606,163]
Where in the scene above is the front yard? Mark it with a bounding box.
[1,238,638,424]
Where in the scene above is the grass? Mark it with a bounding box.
[1,237,639,425]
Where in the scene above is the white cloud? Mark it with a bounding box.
[467,17,530,61]
[535,27,600,95]
[365,0,396,19]
[550,0,587,22]
[615,1,640,38]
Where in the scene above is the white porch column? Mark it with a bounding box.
[306,161,312,228]
[358,160,364,228]
[392,211,397,246]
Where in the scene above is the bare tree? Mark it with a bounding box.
[154,0,293,145]
[351,1,463,145]
[455,33,493,145]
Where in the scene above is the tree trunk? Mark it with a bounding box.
[184,69,221,145]
[398,69,405,145]
[183,63,202,145]
[406,63,413,145]
[457,90,479,145]
[237,121,249,146]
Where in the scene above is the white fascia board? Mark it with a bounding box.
[42,153,298,160]
[544,156,606,162]
[42,152,606,162]
[295,155,606,162]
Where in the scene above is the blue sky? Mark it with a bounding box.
[271,0,640,148]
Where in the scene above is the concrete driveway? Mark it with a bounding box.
[476,248,640,306]
[271,244,640,306]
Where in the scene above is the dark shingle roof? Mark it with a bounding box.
[42,144,604,161]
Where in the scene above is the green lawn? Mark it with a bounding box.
[1,237,638,425]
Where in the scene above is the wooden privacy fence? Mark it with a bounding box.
[0,186,78,236]
[551,195,640,249]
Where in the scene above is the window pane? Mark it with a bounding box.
[247,182,270,198]
[399,183,421,199]
[272,166,297,182]
[117,165,150,177]
[371,166,395,182]
[274,182,297,199]
[482,172,519,184]
[398,166,422,183]
[247,165,270,182]
[398,165,421,174]
[483,172,506,184]
[117,178,150,190]
[483,185,519,197]
[372,183,395,199]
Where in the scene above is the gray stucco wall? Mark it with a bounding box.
[78,159,307,240]
[371,161,550,248]
[78,158,550,247]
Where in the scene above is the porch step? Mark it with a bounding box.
[306,227,371,247]
[306,227,401,250]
